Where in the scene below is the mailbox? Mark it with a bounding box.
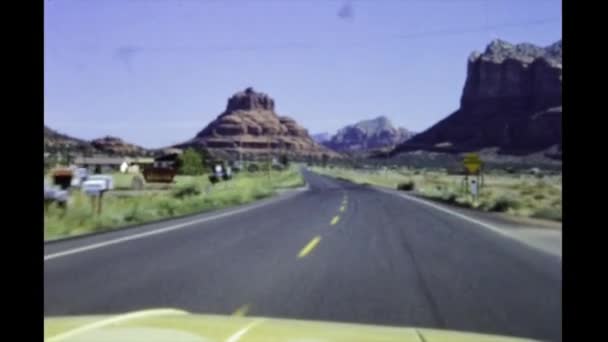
[74,168,89,180]
[54,189,69,203]
[81,180,107,196]
[44,185,58,200]
[86,175,114,191]
[71,168,89,187]
[44,185,68,203]
[52,168,73,190]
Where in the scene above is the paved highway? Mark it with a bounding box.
[44,169,561,341]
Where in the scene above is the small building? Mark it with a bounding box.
[153,149,183,169]
[74,156,126,173]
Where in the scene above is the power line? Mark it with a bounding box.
[104,18,560,54]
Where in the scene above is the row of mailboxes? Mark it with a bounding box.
[50,168,114,196]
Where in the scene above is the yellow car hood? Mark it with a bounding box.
[45,308,538,342]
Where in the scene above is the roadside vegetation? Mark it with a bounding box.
[44,166,304,240]
[312,166,561,222]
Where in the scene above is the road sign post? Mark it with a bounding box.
[97,191,103,215]
[462,153,484,199]
[82,176,112,215]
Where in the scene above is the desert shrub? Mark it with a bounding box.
[124,204,141,223]
[131,175,145,190]
[441,192,458,203]
[171,183,201,199]
[158,199,178,216]
[490,196,521,212]
[533,193,545,200]
[397,181,415,191]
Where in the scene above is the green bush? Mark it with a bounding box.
[158,199,178,216]
[171,183,201,199]
[124,204,141,223]
[441,192,458,203]
[247,164,260,173]
[397,181,415,191]
[178,148,205,175]
[533,193,545,200]
[209,174,221,184]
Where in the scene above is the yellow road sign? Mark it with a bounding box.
[463,153,482,174]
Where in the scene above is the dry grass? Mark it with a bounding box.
[313,166,561,222]
[44,168,304,240]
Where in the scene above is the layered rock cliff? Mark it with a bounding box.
[393,39,562,158]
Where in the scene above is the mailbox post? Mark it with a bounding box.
[81,175,113,215]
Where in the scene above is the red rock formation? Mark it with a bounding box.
[177,88,340,160]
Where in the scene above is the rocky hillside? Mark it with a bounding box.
[44,126,96,154]
[393,39,562,159]
[176,87,340,160]
[323,116,415,152]
[44,126,151,157]
[90,136,151,156]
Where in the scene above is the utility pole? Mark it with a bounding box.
[267,134,272,179]
[239,136,243,166]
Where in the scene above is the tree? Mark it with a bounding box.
[178,148,204,175]
[321,154,329,167]
[199,148,211,169]
[279,154,289,167]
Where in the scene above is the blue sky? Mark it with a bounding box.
[44,0,561,149]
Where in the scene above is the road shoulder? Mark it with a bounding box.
[45,184,309,259]
[309,171,561,258]
[373,185,562,258]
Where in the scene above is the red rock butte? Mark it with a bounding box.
[176,87,340,160]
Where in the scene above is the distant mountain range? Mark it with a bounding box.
[393,39,562,160]
[311,132,331,144]
[319,116,415,152]
[46,38,562,166]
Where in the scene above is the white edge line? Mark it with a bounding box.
[225,319,266,342]
[44,189,306,262]
[376,187,562,259]
[46,308,188,342]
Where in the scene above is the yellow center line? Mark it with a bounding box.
[232,304,251,317]
[339,205,346,212]
[298,236,321,258]
[331,215,340,225]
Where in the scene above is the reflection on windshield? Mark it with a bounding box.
[44,1,562,341]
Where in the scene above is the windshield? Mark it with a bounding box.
[44,1,562,341]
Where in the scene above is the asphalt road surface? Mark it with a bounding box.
[45,169,561,341]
